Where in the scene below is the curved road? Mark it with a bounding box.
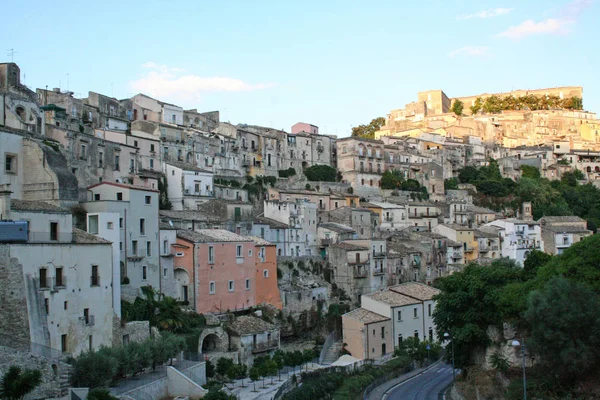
[385,364,455,400]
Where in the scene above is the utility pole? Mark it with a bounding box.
[6,48,17,62]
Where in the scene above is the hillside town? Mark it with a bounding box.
[2,60,600,399]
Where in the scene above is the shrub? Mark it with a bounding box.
[87,388,119,400]
[304,165,337,182]
[70,350,118,388]
[0,366,42,400]
[278,168,296,178]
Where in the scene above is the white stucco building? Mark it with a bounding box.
[164,161,214,211]
[0,194,115,356]
[483,219,543,266]
[83,182,160,297]
[263,199,318,256]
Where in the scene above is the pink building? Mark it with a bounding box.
[177,229,257,314]
[291,122,319,135]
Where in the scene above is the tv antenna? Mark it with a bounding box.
[6,48,17,62]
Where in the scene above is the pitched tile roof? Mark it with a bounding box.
[389,282,441,301]
[10,200,70,214]
[538,216,587,223]
[343,308,390,324]
[88,181,159,193]
[228,315,277,335]
[331,242,369,251]
[72,228,111,244]
[318,222,356,234]
[364,290,421,307]
[177,229,252,243]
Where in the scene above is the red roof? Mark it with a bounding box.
[87,181,159,193]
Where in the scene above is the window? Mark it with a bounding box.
[50,222,59,241]
[98,152,103,168]
[5,154,16,173]
[119,218,123,228]
[429,327,433,342]
[55,267,64,287]
[142,265,147,280]
[397,310,402,321]
[381,326,385,339]
[145,195,151,205]
[428,304,432,317]
[80,144,86,160]
[132,240,138,256]
[209,281,216,294]
[208,246,214,263]
[414,330,419,340]
[398,335,403,346]
[245,279,250,290]
[94,194,100,201]
[263,269,269,278]
[115,155,121,170]
[117,192,123,201]
[44,298,49,314]
[149,159,154,168]
[91,265,99,286]
[107,221,114,230]
[414,307,418,318]
[61,334,67,353]
[64,301,68,310]
[236,245,242,257]
[89,335,93,351]
[120,242,123,251]
[83,308,90,325]
[140,219,146,235]
[146,241,151,256]
[228,280,234,292]
[129,159,134,172]
[163,268,167,277]
[150,144,155,152]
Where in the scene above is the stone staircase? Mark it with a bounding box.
[322,340,343,365]
[59,363,72,396]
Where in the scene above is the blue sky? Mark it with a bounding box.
[2,0,598,137]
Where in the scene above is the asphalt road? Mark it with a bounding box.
[386,363,455,400]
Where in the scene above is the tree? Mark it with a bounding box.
[216,357,234,378]
[272,351,284,380]
[458,166,480,184]
[70,350,118,388]
[451,100,464,116]
[302,349,315,371]
[206,359,215,378]
[303,165,338,182]
[0,366,42,400]
[520,165,540,180]
[87,388,119,400]
[204,389,236,400]
[351,117,386,139]
[525,277,600,381]
[444,178,459,191]
[433,261,522,367]
[249,366,260,392]
[522,250,551,280]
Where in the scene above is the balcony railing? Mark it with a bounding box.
[90,276,100,287]
[372,251,386,258]
[320,238,334,246]
[251,339,279,354]
[348,258,370,265]
[354,270,368,278]
[372,268,386,276]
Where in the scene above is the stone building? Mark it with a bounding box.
[227,315,280,365]
[0,63,44,135]
[164,161,214,210]
[322,206,379,239]
[538,216,592,255]
[342,308,392,360]
[336,137,386,197]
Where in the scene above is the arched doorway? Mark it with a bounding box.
[198,327,229,355]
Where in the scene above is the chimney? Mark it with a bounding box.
[0,184,12,220]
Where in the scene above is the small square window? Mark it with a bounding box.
[209,281,216,294]
[119,218,124,228]
[263,269,269,278]
[228,280,234,292]
[107,222,114,229]
[245,279,250,290]
[5,154,17,173]
[145,196,151,205]
[116,192,123,201]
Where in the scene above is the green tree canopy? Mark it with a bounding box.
[303,165,338,182]
[451,100,464,116]
[525,277,600,381]
[0,366,42,400]
[351,117,386,139]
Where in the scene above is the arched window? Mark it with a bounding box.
[15,106,25,120]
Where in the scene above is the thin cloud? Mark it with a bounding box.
[496,0,592,40]
[130,62,275,100]
[448,46,490,57]
[457,7,513,20]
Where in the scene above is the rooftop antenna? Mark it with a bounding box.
[6,48,16,62]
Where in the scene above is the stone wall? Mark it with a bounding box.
[112,319,151,347]
[0,345,64,400]
[0,245,30,345]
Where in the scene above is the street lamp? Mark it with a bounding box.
[512,338,527,400]
[444,332,456,382]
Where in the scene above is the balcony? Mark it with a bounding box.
[354,269,368,279]
[127,254,144,261]
[52,277,67,290]
[464,245,475,252]
[372,268,386,276]
[252,339,279,354]
[411,261,421,268]
[372,251,386,258]
[348,258,370,265]
[320,238,334,246]
[90,276,101,287]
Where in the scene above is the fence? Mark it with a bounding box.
[319,330,339,364]
[361,361,415,400]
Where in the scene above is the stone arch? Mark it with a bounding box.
[198,326,229,355]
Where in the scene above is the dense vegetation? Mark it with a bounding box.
[303,165,338,182]
[278,168,297,178]
[0,366,42,400]
[381,170,429,200]
[469,94,583,115]
[451,161,600,231]
[433,235,600,398]
[351,117,386,139]
[69,333,185,388]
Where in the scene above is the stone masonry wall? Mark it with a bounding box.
[0,245,31,346]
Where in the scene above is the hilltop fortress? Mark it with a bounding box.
[377,87,600,150]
